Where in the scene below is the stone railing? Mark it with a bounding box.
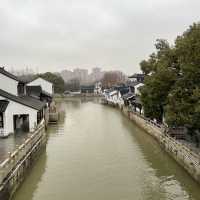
[159,133,200,182]
[0,119,45,184]
[160,133,200,166]
[127,106,165,130]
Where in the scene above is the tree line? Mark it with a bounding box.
[140,23,200,141]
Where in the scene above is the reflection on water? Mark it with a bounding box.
[13,98,200,200]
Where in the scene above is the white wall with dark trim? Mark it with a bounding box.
[27,78,54,95]
[0,73,18,96]
[0,96,38,136]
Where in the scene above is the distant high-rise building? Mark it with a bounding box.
[60,67,125,86]
[90,67,104,82]
[73,68,88,84]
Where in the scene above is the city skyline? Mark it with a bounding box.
[10,66,127,85]
[9,66,128,75]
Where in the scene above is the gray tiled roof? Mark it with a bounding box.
[123,93,135,100]
[128,73,145,79]
[0,89,45,110]
[118,87,129,96]
[20,96,46,110]
[0,67,25,83]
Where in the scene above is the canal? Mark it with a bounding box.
[13,98,200,200]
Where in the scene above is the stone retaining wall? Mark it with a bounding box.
[121,106,200,184]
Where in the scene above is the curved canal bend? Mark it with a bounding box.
[13,99,200,200]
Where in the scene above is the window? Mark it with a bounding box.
[37,110,43,124]
[0,113,3,128]
[17,83,25,96]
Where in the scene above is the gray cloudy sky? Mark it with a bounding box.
[0,0,199,74]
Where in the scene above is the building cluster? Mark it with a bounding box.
[61,67,126,85]
[0,67,54,137]
[61,67,104,85]
[103,73,145,114]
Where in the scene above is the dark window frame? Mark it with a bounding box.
[17,83,25,96]
[0,113,4,128]
[37,109,43,124]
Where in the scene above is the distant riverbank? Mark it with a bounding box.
[54,93,103,99]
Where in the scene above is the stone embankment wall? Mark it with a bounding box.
[0,120,47,200]
[121,106,200,184]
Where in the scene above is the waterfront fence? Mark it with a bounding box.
[0,119,45,184]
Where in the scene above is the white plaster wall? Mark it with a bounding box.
[136,107,141,113]
[27,78,53,95]
[0,96,38,136]
[117,92,124,106]
[111,94,118,104]
[109,91,118,104]
[135,83,144,95]
[0,73,18,95]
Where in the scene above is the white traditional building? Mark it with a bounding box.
[116,87,130,107]
[106,90,118,105]
[104,86,130,107]
[0,67,26,96]
[127,74,145,114]
[27,77,54,97]
[94,82,102,94]
[134,82,144,95]
[0,67,46,137]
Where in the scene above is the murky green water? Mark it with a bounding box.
[13,98,200,200]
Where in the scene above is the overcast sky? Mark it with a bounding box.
[0,0,199,74]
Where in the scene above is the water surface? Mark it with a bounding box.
[13,98,200,200]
